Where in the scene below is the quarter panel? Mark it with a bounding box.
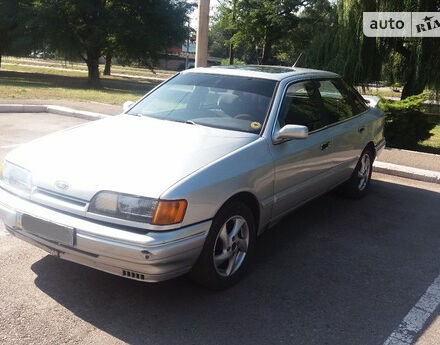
[325,107,386,181]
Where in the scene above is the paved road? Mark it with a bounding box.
[0,112,87,162]
[1,113,440,345]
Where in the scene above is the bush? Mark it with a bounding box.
[379,93,435,150]
[220,58,246,66]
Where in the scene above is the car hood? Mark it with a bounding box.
[6,115,257,200]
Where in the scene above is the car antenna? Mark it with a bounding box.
[292,52,303,68]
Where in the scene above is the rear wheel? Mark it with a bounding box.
[190,201,256,290]
[340,147,374,198]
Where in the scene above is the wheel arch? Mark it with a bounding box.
[364,141,377,159]
[220,191,261,232]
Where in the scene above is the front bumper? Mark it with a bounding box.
[0,187,210,282]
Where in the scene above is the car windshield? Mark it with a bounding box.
[127,73,277,133]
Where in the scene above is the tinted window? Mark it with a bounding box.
[318,80,354,123]
[338,79,369,114]
[128,73,277,133]
[320,79,368,122]
[278,80,330,132]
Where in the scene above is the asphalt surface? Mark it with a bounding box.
[0,112,87,161]
[1,113,440,345]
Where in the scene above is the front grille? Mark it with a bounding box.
[122,270,146,281]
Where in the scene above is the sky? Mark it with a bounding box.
[189,0,220,28]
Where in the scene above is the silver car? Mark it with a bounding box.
[0,66,385,289]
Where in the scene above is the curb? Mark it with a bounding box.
[0,104,109,121]
[373,161,440,185]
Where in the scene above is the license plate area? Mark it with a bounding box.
[20,214,75,246]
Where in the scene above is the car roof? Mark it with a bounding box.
[183,65,340,81]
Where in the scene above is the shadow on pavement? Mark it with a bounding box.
[0,70,154,93]
[31,179,440,345]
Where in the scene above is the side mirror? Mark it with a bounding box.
[273,124,308,143]
[122,101,135,112]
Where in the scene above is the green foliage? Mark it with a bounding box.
[111,0,193,68]
[210,0,327,65]
[305,0,440,99]
[209,0,237,59]
[0,0,34,63]
[379,93,435,149]
[31,0,191,86]
[220,58,245,65]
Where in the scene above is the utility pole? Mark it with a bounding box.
[195,0,210,68]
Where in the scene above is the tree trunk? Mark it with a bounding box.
[401,72,426,100]
[103,54,112,76]
[86,52,101,88]
[229,0,237,65]
[400,39,430,100]
[229,43,234,65]
[260,41,272,65]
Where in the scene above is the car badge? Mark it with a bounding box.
[55,180,69,190]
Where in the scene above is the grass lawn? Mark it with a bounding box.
[418,119,440,154]
[360,87,402,99]
[0,67,160,105]
[3,56,175,79]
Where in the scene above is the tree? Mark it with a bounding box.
[305,0,440,99]
[34,0,109,88]
[0,0,33,69]
[34,0,192,87]
[210,0,326,65]
[274,0,334,65]
[110,0,193,70]
[234,0,312,64]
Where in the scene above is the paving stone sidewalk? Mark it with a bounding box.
[378,148,440,172]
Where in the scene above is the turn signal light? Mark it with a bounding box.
[152,200,187,225]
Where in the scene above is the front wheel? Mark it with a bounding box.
[190,201,256,290]
[340,148,374,199]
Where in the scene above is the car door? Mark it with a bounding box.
[269,79,341,220]
[318,78,371,181]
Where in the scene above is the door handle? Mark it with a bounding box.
[358,127,365,133]
[321,141,330,151]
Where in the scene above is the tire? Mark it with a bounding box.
[340,147,374,199]
[189,201,256,290]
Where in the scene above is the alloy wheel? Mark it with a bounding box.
[213,215,249,277]
[357,153,371,191]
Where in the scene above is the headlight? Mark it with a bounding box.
[0,160,32,193]
[89,191,187,225]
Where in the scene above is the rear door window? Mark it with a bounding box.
[319,79,368,123]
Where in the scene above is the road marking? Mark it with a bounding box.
[383,275,440,344]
